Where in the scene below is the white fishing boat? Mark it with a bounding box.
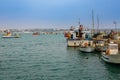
[101,42,120,64]
[2,31,20,38]
[67,39,82,47]
[67,25,92,47]
[66,26,81,47]
[33,32,40,36]
[79,40,95,53]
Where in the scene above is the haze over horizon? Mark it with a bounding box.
[0,0,120,29]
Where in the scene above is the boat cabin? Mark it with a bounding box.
[95,40,105,47]
[107,43,118,55]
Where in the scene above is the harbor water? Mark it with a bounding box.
[0,33,120,80]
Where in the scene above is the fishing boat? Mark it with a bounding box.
[67,39,82,47]
[66,25,93,47]
[66,26,81,47]
[67,11,95,47]
[79,40,95,52]
[94,40,106,52]
[33,32,40,36]
[2,31,20,38]
[101,42,120,64]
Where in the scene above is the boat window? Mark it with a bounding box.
[109,45,118,50]
[97,41,104,44]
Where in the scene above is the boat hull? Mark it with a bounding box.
[95,46,107,52]
[101,52,120,64]
[2,36,20,38]
[67,39,82,47]
[79,47,95,53]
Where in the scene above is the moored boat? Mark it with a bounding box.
[2,35,20,38]
[33,32,40,36]
[66,25,93,47]
[2,31,20,38]
[101,42,120,64]
[79,40,95,53]
[67,39,82,47]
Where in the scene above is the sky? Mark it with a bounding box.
[0,0,120,29]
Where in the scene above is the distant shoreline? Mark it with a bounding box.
[0,28,120,33]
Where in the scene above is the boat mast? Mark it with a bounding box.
[78,18,80,26]
[97,14,99,32]
[113,21,117,32]
[92,10,94,33]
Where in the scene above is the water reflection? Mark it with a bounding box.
[102,63,120,80]
[66,46,101,60]
[66,47,79,51]
[66,46,113,80]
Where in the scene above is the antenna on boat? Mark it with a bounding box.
[78,18,80,26]
[113,21,117,32]
[97,14,99,32]
[92,10,94,33]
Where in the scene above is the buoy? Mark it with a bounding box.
[85,57,88,59]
